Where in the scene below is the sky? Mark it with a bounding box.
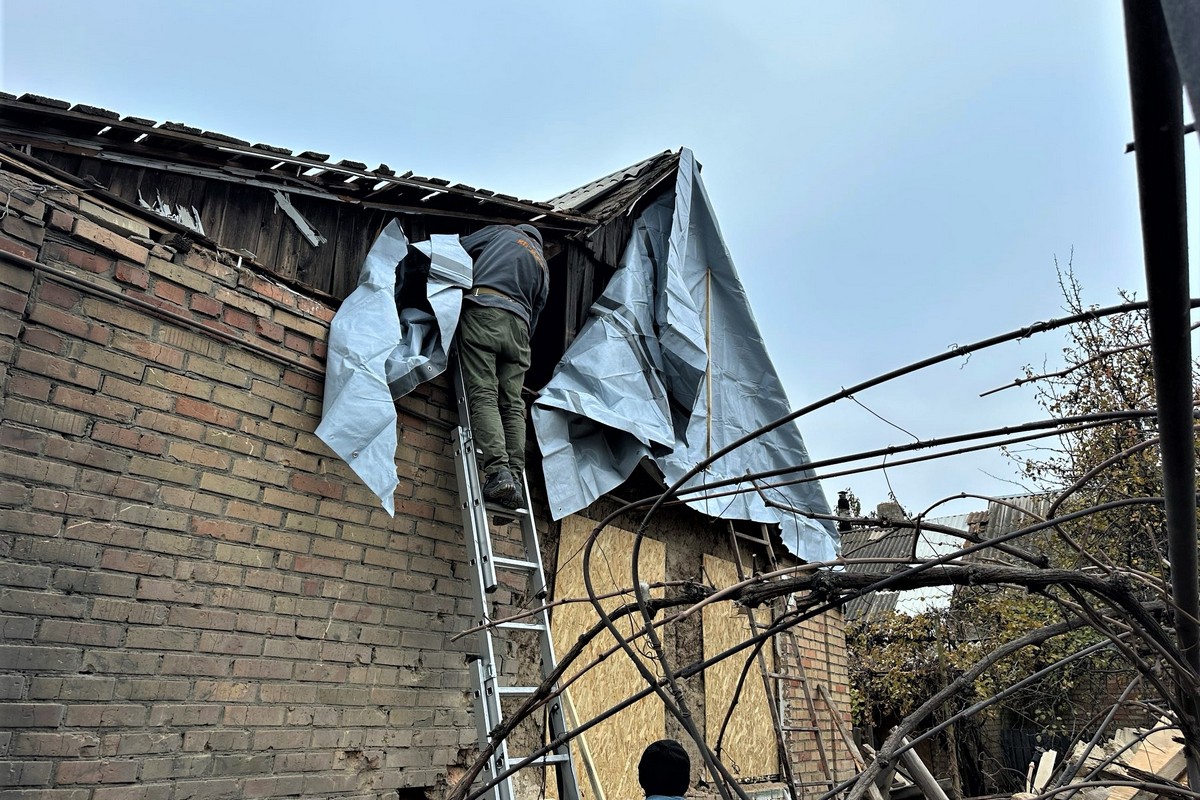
[2,1,1197,520]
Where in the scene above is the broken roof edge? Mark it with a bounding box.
[0,142,348,320]
[0,93,596,228]
[549,149,681,224]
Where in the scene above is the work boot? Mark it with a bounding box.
[482,468,518,508]
[508,476,526,511]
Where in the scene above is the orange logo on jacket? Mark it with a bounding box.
[516,238,547,271]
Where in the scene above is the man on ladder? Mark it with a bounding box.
[457,223,548,509]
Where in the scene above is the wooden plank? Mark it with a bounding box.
[1109,722,1187,800]
[550,516,666,800]
[897,737,950,800]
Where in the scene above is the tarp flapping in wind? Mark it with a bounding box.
[532,149,838,560]
[315,222,471,515]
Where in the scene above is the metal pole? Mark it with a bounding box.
[1122,1,1200,788]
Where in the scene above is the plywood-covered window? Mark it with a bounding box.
[702,555,779,781]
[552,516,666,800]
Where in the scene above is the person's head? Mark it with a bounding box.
[515,223,543,247]
[638,739,690,797]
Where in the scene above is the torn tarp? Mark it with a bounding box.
[386,235,472,398]
[532,149,838,560]
[316,223,471,514]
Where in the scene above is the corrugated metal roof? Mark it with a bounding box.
[843,498,1049,622]
[988,496,1051,537]
[841,513,974,621]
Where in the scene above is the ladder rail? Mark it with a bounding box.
[452,360,582,800]
[728,522,837,795]
[726,523,801,800]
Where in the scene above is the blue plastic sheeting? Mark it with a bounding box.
[532,149,838,560]
[316,222,471,515]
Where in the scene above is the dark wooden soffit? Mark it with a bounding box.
[0,93,598,231]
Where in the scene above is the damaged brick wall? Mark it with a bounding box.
[0,166,484,800]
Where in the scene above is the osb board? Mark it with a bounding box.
[702,554,778,780]
[550,515,666,800]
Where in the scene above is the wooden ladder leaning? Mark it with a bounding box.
[727,522,835,799]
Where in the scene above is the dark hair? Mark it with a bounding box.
[638,739,690,797]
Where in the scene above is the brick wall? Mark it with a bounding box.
[0,168,481,799]
[776,605,855,791]
[0,163,853,800]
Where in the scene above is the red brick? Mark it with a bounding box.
[7,373,51,402]
[38,281,82,310]
[290,473,345,500]
[114,261,149,289]
[91,423,167,456]
[0,234,36,261]
[48,208,74,232]
[190,518,253,544]
[223,307,254,331]
[283,370,323,394]
[21,326,65,354]
[254,316,285,342]
[189,294,221,317]
[41,240,114,274]
[151,279,185,305]
[0,286,26,313]
[2,213,46,246]
[175,396,239,429]
[72,218,149,264]
[283,331,311,354]
[28,303,110,344]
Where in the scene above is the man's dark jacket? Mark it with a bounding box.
[459,224,548,332]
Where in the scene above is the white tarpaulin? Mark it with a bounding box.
[316,222,471,514]
[532,149,838,560]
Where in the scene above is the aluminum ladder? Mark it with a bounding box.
[451,365,581,800]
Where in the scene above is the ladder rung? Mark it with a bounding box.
[498,621,547,632]
[493,556,539,571]
[782,725,821,732]
[485,502,530,518]
[497,686,538,696]
[506,754,571,767]
[766,672,805,681]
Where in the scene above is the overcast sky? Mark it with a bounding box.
[3,2,1197,519]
